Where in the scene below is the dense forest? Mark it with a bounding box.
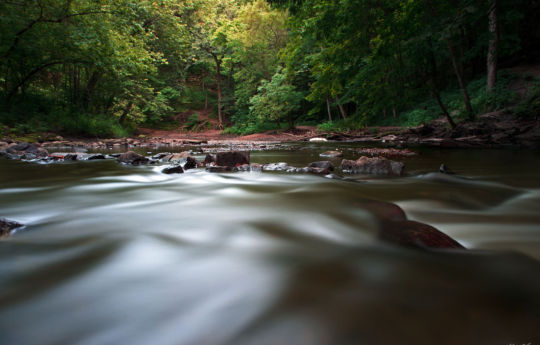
[0,0,538,138]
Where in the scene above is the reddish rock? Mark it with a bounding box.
[216,151,250,167]
[117,151,149,165]
[379,220,464,249]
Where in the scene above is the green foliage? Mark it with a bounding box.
[317,116,366,132]
[0,0,536,138]
[249,68,304,128]
[515,78,540,118]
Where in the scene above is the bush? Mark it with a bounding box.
[50,110,129,138]
[224,121,282,135]
[317,115,366,132]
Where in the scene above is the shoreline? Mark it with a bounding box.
[2,113,539,150]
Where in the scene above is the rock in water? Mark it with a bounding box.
[1,218,24,238]
[3,142,48,160]
[308,161,334,172]
[439,163,455,174]
[319,150,343,158]
[183,156,198,170]
[203,154,216,166]
[379,220,464,249]
[309,137,327,142]
[340,156,404,176]
[162,166,184,174]
[117,151,149,165]
[216,151,250,167]
[356,200,464,249]
[87,154,106,160]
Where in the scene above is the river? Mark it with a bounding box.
[1,143,540,345]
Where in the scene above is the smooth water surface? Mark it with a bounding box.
[1,144,540,345]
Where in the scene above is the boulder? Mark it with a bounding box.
[1,218,24,238]
[309,137,327,142]
[167,151,192,163]
[152,152,171,160]
[117,151,149,165]
[4,142,48,159]
[319,150,343,158]
[356,148,417,158]
[308,161,334,172]
[216,151,250,167]
[262,162,289,171]
[340,156,404,176]
[162,166,184,174]
[183,156,198,170]
[87,154,106,160]
[64,153,82,161]
[355,200,464,249]
[379,219,464,249]
[203,154,216,166]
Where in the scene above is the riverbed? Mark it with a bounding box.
[1,143,540,345]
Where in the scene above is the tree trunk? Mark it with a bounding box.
[432,89,455,129]
[334,96,347,119]
[487,0,498,94]
[84,70,101,110]
[392,107,397,119]
[425,0,473,116]
[447,39,473,114]
[202,79,208,110]
[212,54,223,130]
[326,95,332,121]
[428,40,456,129]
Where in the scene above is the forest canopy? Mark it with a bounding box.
[0,0,538,137]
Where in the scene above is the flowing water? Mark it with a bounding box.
[1,143,540,345]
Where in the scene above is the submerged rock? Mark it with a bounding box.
[117,151,149,165]
[162,166,184,174]
[319,150,343,158]
[1,218,24,238]
[340,156,404,176]
[216,151,250,167]
[206,166,234,173]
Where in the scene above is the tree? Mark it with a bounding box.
[189,0,240,129]
[249,68,303,129]
[486,0,498,94]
